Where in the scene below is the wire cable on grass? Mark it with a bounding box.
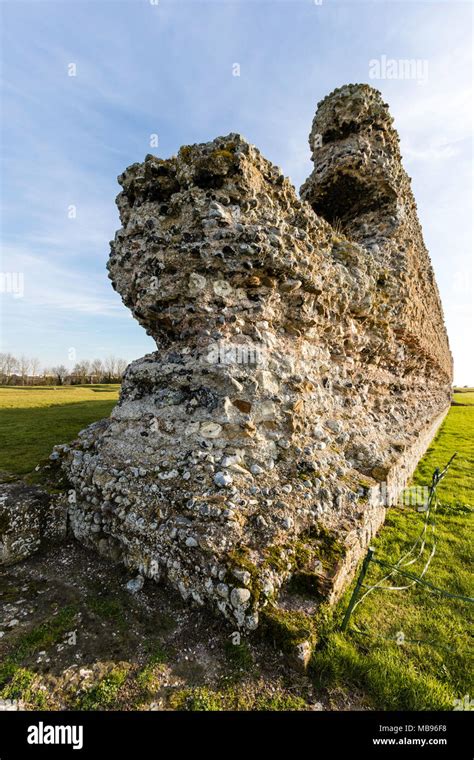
[350,455,457,609]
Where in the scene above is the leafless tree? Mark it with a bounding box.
[51,365,69,386]
[1,354,127,385]
[103,356,128,382]
[116,358,128,378]
[0,353,18,384]
[29,357,41,383]
[90,358,104,382]
[103,355,117,382]
[72,360,91,384]
[18,355,31,386]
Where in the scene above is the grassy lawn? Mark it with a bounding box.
[411,390,474,509]
[0,385,120,475]
[312,391,473,710]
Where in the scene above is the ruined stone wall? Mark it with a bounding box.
[57,84,452,631]
[301,84,451,382]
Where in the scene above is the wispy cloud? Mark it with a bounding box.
[3,248,125,317]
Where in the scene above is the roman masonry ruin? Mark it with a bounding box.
[2,84,452,643]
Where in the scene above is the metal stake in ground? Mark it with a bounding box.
[341,546,375,632]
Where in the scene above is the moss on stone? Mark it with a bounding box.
[254,692,307,711]
[212,149,235,162]
[76,666,129,710]
[136,644,168,689]
[263,544,288,573]
[304,524,345,563]
[227,547,262,606]
[228,546,258,576]
[169,686,223,711]
[260,605,316,651]
[0,668,48,709]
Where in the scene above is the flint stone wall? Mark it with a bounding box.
[58,84,452,630]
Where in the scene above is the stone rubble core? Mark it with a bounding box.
[57,84,452,633]
[0,481,66,566]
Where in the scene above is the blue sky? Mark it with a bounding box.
[1,0,472,382]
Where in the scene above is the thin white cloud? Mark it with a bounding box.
[3,248,126,318]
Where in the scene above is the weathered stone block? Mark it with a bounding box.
[0,482,67,565]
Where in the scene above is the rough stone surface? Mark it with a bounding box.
[56,84,452,630]
[0,481,66,565]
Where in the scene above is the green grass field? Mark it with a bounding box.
[411,391,474,509]
[0,384,472,710]
[0,385,120,475]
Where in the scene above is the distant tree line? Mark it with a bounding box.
[0,353,128,385]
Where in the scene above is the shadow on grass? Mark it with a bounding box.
[0,400,117,475]
[0,384,119,392]
[90,388,119,393]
